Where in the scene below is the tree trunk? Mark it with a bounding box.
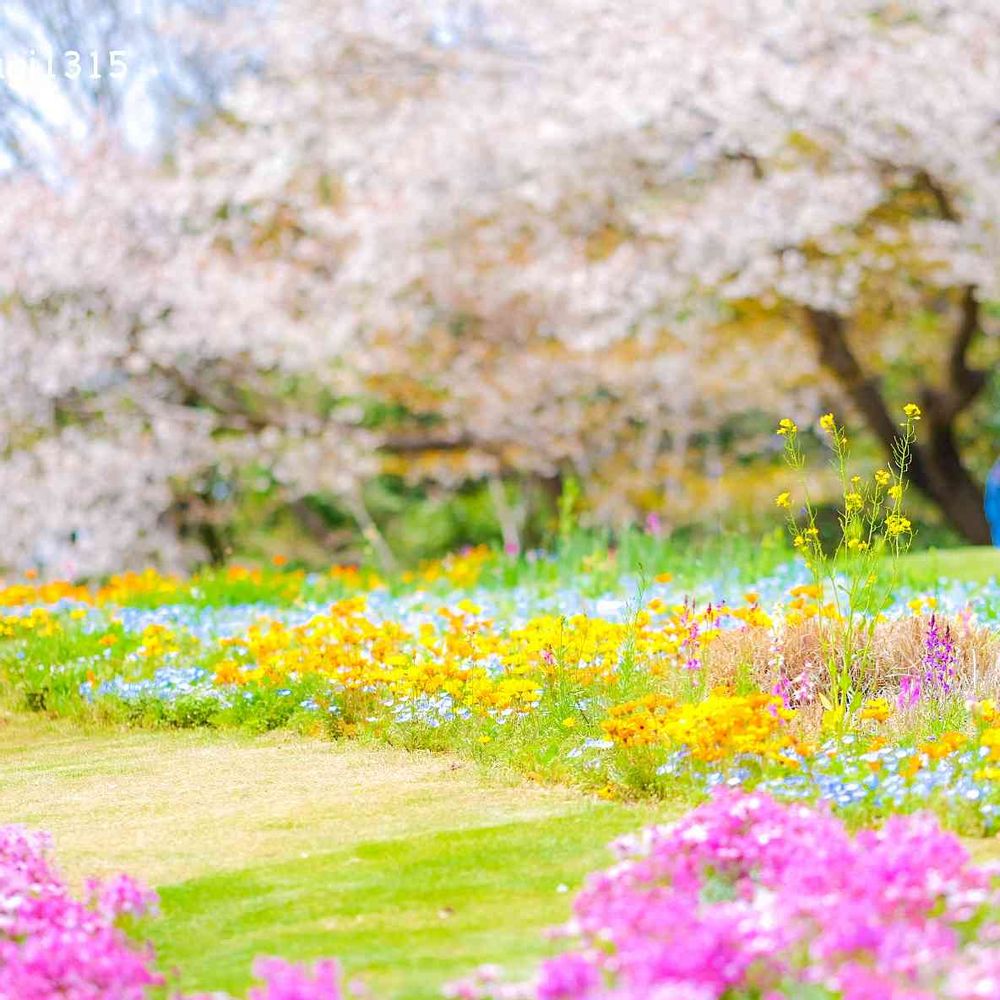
[919,393,991,544]
[803,304,990,545]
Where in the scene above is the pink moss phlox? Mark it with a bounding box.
[246,957,345,1000]
[531,791,999,999]
[0,825,162,999]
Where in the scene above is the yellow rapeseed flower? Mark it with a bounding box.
[885,514,912,537]
[844,492,863,513]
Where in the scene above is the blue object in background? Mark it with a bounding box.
[987,459,1000,546]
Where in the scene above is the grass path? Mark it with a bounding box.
[0,713,668,996]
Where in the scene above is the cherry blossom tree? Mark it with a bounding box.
[309,0,997,541]
[0,0,996,574]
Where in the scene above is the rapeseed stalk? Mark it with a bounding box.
[776,404,919,730]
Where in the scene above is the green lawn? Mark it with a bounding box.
[0,714,666,997]
[155,808,661,997]
[899,546,1000,586]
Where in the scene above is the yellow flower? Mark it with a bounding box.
[888,484,903,501]
[860,697,891,723]
[819,413,836,434]
[874,469,891,487]
[602,689,800,763]
[920,731,966,760]
[844,492,863,513]
[775,491,791,509]
[975,699,998,724]
[822,702,846,733]
[777,418,798,436]
[885,514,912,537]
[561,717,577,729]
[903,402,922,420]
[981,728,1000,761]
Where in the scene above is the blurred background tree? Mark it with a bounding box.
[0,0,996,575]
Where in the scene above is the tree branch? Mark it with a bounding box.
[926,285,987,424]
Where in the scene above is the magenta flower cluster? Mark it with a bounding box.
[521,791,1000,1000]
[186,958,347,1000]
[246,958,344,1000]
[0,825,160,999]
[0,822,349,1000]
[899,614,959,709]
